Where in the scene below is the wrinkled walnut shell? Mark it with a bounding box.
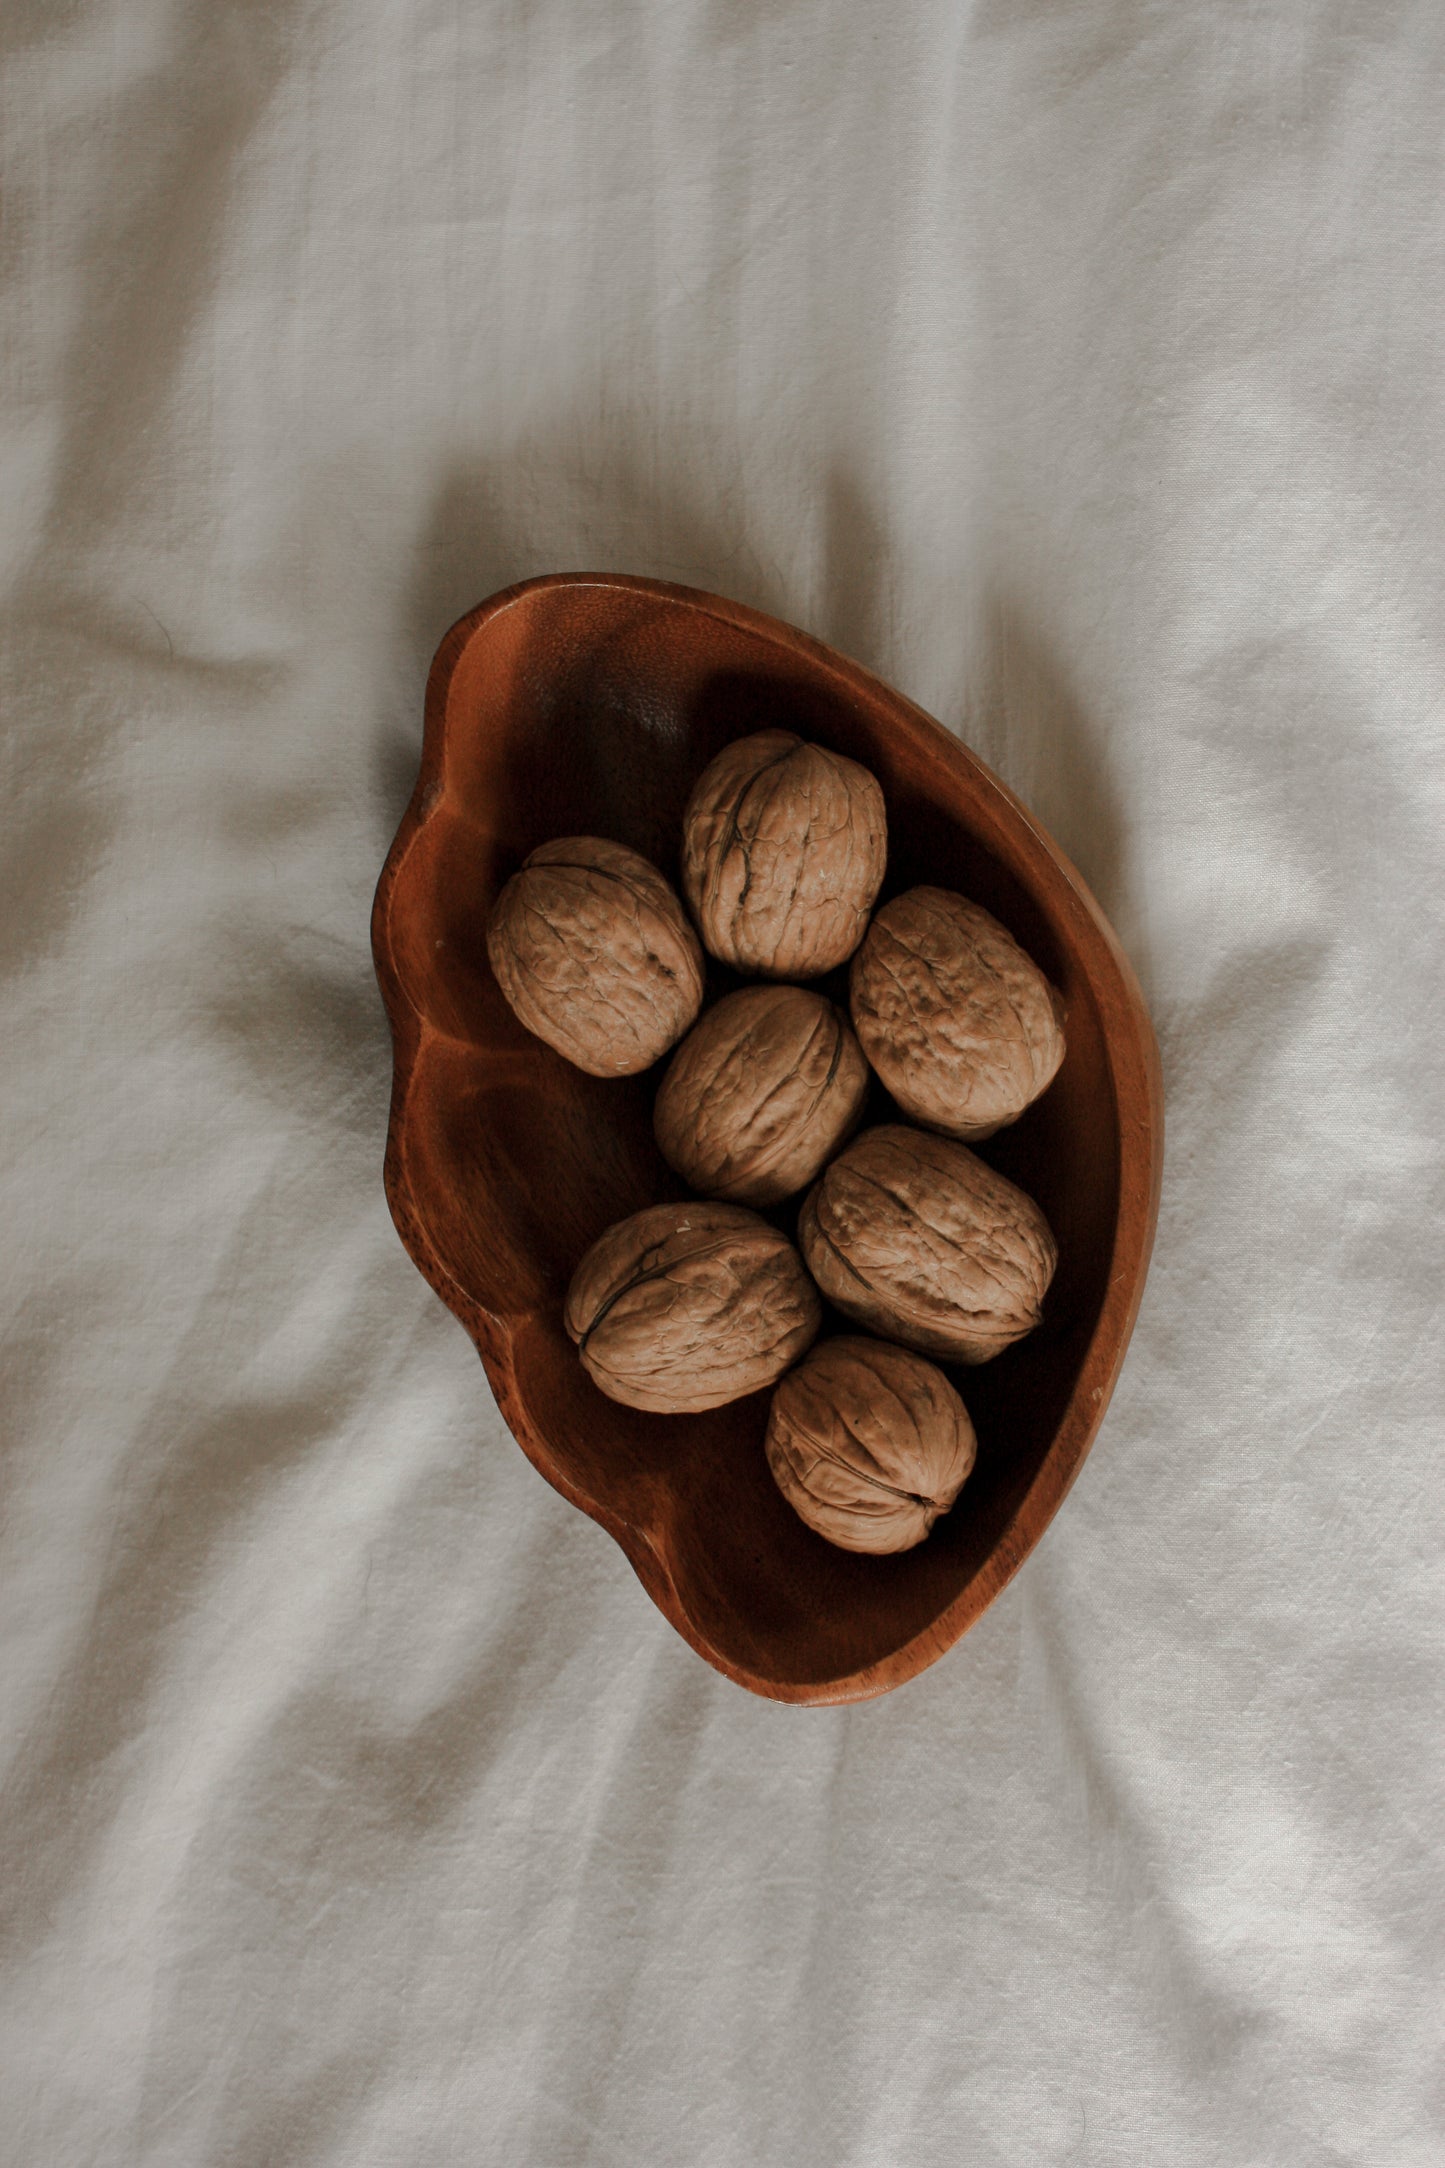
[798,1125,1057,1363]
[486,836,704,1076]
[850,888,1066,1141]
[766,1336,977,1554]
[653,985,869,1206]
[565,1201,822,1413]
[681,730,887,977]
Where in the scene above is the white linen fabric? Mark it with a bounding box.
[3,2,1442,2162]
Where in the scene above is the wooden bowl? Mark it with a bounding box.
[372,574,1163,1704]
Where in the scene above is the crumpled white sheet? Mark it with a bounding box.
[3,2,1442,2162]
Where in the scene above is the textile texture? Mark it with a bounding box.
[2,2,1441,2162]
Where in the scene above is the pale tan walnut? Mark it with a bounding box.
[565,1201,822,1413]
[766,1336,977,1554]
[798,1125,1057,1363]
[681,730,887,977]
[486,837,704,1077]
[653,986,869,1207]
[850,888,1066,1141]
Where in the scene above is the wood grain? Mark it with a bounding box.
[371,574,1164,1704]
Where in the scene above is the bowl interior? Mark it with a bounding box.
[377,577,1156,1701]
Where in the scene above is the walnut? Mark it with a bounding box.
[850,888,1065,1141]
[680,730,887,977]
[486,837,704,1076]
[653,985,869,1206]
[565,1201,822,1413]
[798,1125,1056,1362]
[766,1336,977,1553]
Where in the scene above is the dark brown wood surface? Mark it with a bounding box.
[371,574,1164,1704]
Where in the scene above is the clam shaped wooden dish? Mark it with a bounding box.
[373,574,1162,1704]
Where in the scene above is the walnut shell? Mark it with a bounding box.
[653,985,870,1207]
[766,1336,977,1554]
[797,1125,1057,1363]
[565,1201,822,1413]
[486,837,704,1076]
[849,888,1066,1141]
[680,730,887,977]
